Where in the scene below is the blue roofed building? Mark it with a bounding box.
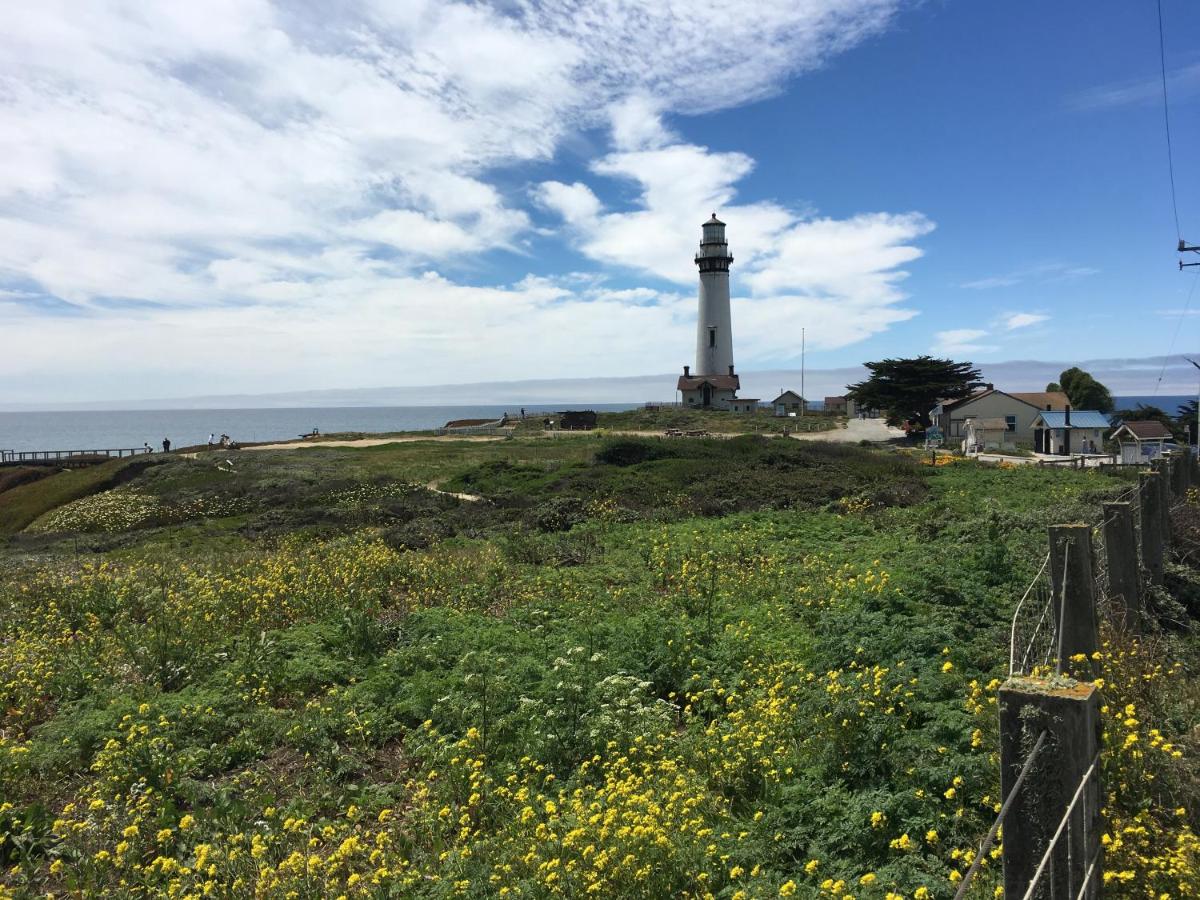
[1030,409,1112,455]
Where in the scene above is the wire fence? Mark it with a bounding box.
[977,463,1183,898]
[1019,750,1103,900]
[1008,553,1055,677]
[951,730,1047,900]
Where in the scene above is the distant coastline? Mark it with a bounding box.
[0,404,639,454]
[1,397,1192,455]
[7,352,1200,412]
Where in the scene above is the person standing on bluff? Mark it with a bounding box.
[162,438,171,453]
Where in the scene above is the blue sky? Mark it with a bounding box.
[2,0,1199,403]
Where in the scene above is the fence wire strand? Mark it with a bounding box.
[1020,751,1102,900]
[951,730,1048,900]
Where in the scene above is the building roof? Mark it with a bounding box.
[937,388,995,413]
[1113,420,1173,440]
[677,374,740,391]
[1033,410,1111,429]
[940,388,1070,415]
[967,417,1009,430]
[704,213,725,226]
[1010,391,1070,410]
[824,395,846,402]
[772,390,803,404]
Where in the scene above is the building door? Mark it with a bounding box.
[1034,428,1045,453]
[1063,429,1071,454]
[702,383,712,407]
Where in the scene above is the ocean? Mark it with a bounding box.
[1113,395,1194,415]
[0,404,640,453]
[1,396,1192,454]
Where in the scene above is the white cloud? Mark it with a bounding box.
[538,113,933,354]
[960,262,1098,291]
[609,95,676,151]
[533,182,604,226]
[933,328,995,356]
[1001,312,1049,330]
[960,274,1022,290]
[0,0,916,401]
[1070,61,1200,111]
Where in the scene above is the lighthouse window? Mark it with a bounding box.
[708,328,716,347]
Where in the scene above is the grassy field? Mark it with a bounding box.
[0,437,1196,898]
[509,407,841,436]
[0,457,154,538]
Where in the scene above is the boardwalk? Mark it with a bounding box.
[0,447,152,467]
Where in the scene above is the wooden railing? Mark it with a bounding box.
[0,447,153,465]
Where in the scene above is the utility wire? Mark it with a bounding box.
[1152,267,1200,396]
[1157,0,1182,240]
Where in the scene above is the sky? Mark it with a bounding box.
[2,0,1200,405]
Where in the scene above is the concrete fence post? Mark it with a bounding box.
[1048,524,1099,672]
[1140,471,1165,585]
[1102,500,1141,630]
[1000,677,1103,900]
[1151,458,1172,543]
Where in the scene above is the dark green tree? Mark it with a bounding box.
[1045,381,1062,392]
[846,356,982,429]
[1056,367,1114,413]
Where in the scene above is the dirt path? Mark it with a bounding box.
[242,435,506,451]
[788,417,905,443]
[426,481,484,502]
[238,419,903,451]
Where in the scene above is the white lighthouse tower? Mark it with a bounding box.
[677,215,753,410]
[694,213,735,376]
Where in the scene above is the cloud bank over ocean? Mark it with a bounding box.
[3,353,1194,411]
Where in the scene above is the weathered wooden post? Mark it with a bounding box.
[1151,457,1172,542]
[1140,471,1165,585]
[1171,449,1186,495]
[1165,451,1179,497]
[1103,500,1142,630]
[1000,677,1103,900]
[1048,524,1099,671]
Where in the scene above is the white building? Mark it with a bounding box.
[1111,420,1174,463]
[772,390,805,417]
[678,215,741,409]
[1030,409,1110,455]
[962,416,1015,453]
[930,388,1070,447]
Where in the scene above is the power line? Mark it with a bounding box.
[1157,0,1182,240]
[1147,264,1195,398]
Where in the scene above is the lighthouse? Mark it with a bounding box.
[694,213,734,376]
[677,215,755,411]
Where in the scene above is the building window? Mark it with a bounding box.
[1005,415,1017,432]
[708,328,716,348]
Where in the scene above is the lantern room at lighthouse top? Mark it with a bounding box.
[695,213,733,272]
